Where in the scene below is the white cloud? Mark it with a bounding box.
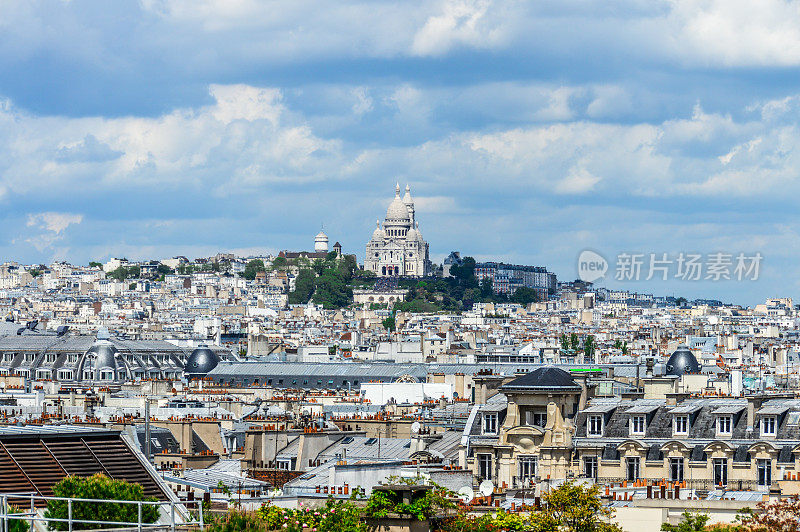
[24,212,83,254]
[667,0,800,67]
[411,0,506,56]
[351,87,373,116]
[555,167,600,194]
[26,212,83,234]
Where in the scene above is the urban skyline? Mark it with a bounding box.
[0,2,798,305]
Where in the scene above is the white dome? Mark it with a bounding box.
[386,196,411,223]
[406,226,419,241]
[314,230,329,252]
[372,220,385,240]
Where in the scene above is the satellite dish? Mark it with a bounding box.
[457,486,474,503]
[411,421,421,434]
[479,480,494,497]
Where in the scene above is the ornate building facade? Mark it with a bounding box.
[365,184,431,277]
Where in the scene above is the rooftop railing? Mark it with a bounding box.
[0,493,203,532]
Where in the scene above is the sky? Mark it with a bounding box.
[2,0,800,305]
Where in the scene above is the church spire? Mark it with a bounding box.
[395,182,401,196]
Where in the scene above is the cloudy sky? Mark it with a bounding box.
[2,0,800,304]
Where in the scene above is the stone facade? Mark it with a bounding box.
[365,184,431,278]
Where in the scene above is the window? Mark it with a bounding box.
[478,454,493,480]
[483,413,498,435]
[761,416,777,436]
[587,415,603,437]
[526,411,547,427]
[630,415,646,436]
[713,458,728,486]
[584,456,598,479]
[674,415,689,435]
[626,457,640,481]
[717,416,733,435]
[518,455,538,481]
[99,369,114,381]
[669,457,684,482]
[757,459,772,487]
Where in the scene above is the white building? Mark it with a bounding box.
[364,184,431,277]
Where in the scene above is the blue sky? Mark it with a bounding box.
[2,0,800,305]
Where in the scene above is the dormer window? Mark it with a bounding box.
[717,415,733,436]
[761,416,777,437]
[483,413,498,435]
[674,415,689,435]
[630,415,646,436]
[587,415,603,437]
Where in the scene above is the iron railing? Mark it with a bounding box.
[0,492,203,532]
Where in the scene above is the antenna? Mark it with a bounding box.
[458,486,474,503]
[479,480,494,497]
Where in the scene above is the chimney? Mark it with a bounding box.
[746,395,764,435]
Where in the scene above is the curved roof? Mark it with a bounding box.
[86,341,119,371]
[501,367,581,391]
[665,345,701,376]
[385,195,410,224]
[186,346,220,375]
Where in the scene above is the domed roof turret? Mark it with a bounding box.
[86,340,119,371]
[411,222,424,241]
[665,345,701,376]
[186,346,219,376]
[386,189,411,224]
[314,230,329,252]
[402,184,413,205]
[372,219,385,240]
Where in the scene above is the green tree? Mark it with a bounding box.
[336,254,358,282]
[289,268,316,304]
[531,481,622,532]
[271,256,287,272]
[450,256,478,288]
[560,334,569,351]
[511,287,539,306]
[88,261,102,269]
[382,315,396,333]
[479,277,494,299]
[28,269,41,277]
[313,269,352,309]
[661,512,710,532]
[613,339,629,355]
[570,333,580,351]
[177,264,194,275]
[44,474,159,531]
[1,503,28,532]
[242,259,266,280]
[584,335,597,361]
[312,259,327,276]
[106,267,128,281]
[156,264,173,276]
